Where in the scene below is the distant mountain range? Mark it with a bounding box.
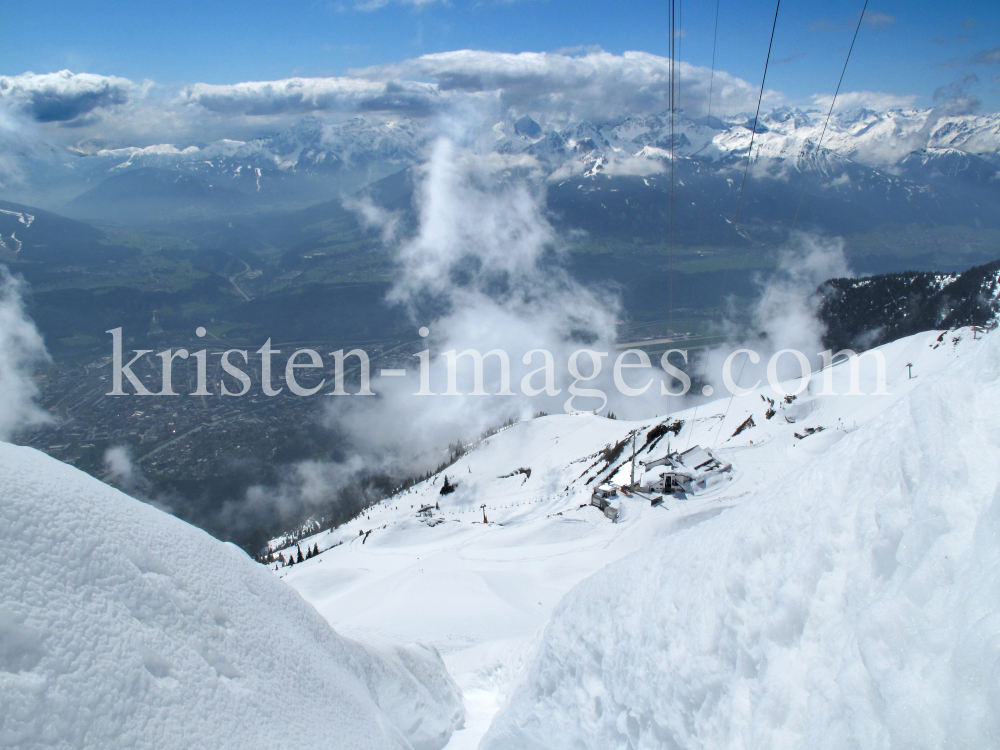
[513,107,1000,254]
[54,117,428,214]
[5,106,998,228]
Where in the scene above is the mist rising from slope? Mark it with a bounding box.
[232,119,620,532]
[0,266,51,440]
[239,120,855,534]
[326,134,620,470]
[700,235,853,405]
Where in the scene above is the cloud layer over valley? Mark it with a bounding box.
[0,49,893,154]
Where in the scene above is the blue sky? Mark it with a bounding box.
[3,0,998,112]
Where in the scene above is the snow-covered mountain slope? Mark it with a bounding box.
[530,108,1000,241]
[492,106,1000,175]
[482,329,1000,750]
[0,443,463,750]
[271,327,992,749]
[718,107,1000,167]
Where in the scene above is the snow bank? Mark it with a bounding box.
[0,444,463,750]
[482,332,1000,750]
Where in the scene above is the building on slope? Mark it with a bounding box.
[590,484,621,521]
[637,445,731,495]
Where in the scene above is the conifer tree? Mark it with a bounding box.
[296,546,304,564]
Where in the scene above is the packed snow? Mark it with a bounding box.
[0,443,464,749]
[271,327,997,749]
[481,329,1000,749]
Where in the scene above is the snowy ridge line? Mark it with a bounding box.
[46,107,1000,206]
[0,208,35,226]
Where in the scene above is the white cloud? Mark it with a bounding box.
[316,129,626,481]
[101,444,180,514]
[0,70,139,123]
[600,152,667,177]
[0,267,51,441]
[176,49,775,130]
[229,456,367,534]
[698,234,853,405]
[350,50,779,124]
[810,90,919,112]
[0,51,943,166]
[352,0,444,9]
[181,77,441,117]
[863,12,896,29]
[0,107,33,188]
[103,445,142,488]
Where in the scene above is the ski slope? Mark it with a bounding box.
[483,328,1000,749]
[274,327,993,749]
[0,443,464,750]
